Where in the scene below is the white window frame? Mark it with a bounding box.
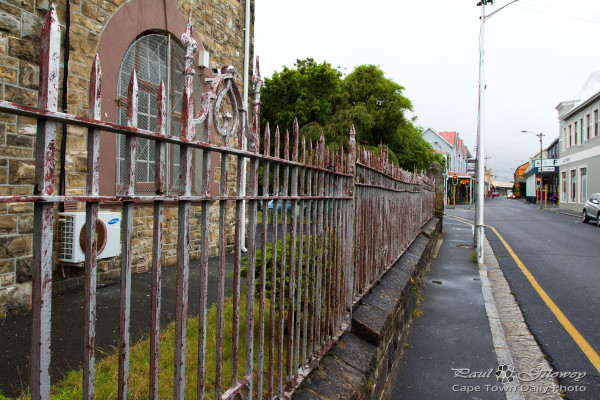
[570,168,577,203]
[586,114,591,141]
[561,171,567,203]
[569,124,572,147]
[580,166,587,203]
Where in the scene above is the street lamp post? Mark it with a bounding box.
[522,130,545,208]
[475,0,520,265]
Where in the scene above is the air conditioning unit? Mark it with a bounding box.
[57,211,122,264]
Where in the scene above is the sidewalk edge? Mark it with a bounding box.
[480,236,524,400]
[482,234,560,400]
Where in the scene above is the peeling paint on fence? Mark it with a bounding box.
[0,6,435,399]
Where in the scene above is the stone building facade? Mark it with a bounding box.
[0,0,255,309]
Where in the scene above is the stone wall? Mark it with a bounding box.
[0,0,254,309]
[428,161,445,218]
[292,216,442,400]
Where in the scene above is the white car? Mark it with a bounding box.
[582,193,600,226]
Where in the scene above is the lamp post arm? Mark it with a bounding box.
[485,0,520,20]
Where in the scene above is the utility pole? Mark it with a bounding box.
[539,134,543,207]
[522,130,545,208]
[475,0,519,264]
[474,0,486,263]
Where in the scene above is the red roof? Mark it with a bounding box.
[446,171,471,178]
[439,131,457,146]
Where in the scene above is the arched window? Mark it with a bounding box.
[116,33,203,195]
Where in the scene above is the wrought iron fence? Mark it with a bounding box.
[353,149,436,301]
[0,5,435,399]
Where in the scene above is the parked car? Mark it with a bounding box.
[267,199,292,212]
[506,190,515,199]
[582,193,600,226]
[491,191,500,197]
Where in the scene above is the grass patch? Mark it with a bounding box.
[411,307,423,319]
[411,278,425,320]
[16,297,281,399]
[470,251,477,263]
[242,232,323,305]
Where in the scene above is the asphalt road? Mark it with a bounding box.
[453,197,600,399]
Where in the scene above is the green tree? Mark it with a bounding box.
[336,65,413,147]
[260,58,341,134]
[260,61,445,171]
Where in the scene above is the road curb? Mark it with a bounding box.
[478,250,523,400]
[482,234,560,399]
[517,198,580,219]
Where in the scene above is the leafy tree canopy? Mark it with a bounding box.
[260,58,341,133]
[260,59,446,171]
[336,65,413,147]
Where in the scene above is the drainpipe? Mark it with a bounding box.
[58,0,71,212]
[240,0,251,252]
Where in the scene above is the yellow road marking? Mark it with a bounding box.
[487,225,600,374]
[444,214,474,224]
[445,212,600,373]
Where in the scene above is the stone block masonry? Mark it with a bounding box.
[292,217,442,400]
[0,0,255,309]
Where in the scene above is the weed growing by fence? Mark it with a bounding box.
[12,297,282,399]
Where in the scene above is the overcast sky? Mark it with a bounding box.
[254,0,600,181]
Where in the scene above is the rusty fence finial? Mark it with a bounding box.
[292,118,299,162]
[251,56,263,153]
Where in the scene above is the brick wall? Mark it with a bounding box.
[0,0,254,309]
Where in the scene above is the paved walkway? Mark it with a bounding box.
[387,208,557,400]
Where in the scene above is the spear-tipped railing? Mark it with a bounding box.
[0,4,435,399]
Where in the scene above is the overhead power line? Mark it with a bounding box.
[513,0,600,24]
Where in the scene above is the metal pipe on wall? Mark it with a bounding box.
[58,0,71,212]
[240,0,252,252]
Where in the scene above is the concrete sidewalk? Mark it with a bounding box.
[386,212,558,400]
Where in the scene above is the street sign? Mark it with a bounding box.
[533,159,558,167]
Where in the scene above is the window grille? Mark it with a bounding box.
[116,33,203,195]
